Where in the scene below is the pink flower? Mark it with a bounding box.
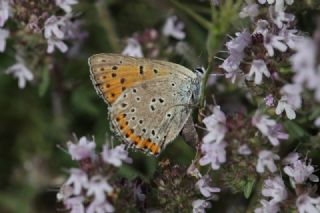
[199,141,227,170]
[247,59,270,85]
[87,200,115,213]
[220,31,251,82]
[0,28,9,52]
[65,169,89,195]
[122,38,143,57]
[276,96,296,120]
[239,3,259,19]
[202,106,227,143]
[6,60,34,89]
[283,157,319,185]
[264,94,275,107]
[258,0,294,12]
[55,0,78,13]
[252,112,288,146]
[47,37,68,53]
[196,175,221,198]
[67,136,96,160]
[162,16,185,40]
[86,176,113,203]
[238,144,252,155]
[44,16,65,39]
[192,199,211,213]
[256,150,280,173]
[255,199,280,213]
[64,196,85,213]
[262,176,288,203]
[102,144,132,167]
[296,194,320,213]
[0,0,10,27]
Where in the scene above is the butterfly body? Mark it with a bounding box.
[89,54,202,155]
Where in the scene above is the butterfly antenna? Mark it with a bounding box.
[56,144,69,155]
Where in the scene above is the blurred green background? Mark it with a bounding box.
[1,0,320,212]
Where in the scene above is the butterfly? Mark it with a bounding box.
[88,54,203,156]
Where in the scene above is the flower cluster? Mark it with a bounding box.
[122,16,186,58]
[199,106,227,170]
[255,153,320,213]
[220,0,306,120]
[57,136,132,213]
[2,0,85,89]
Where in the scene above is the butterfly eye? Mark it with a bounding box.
[194,67,205,74]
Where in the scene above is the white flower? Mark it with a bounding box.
[87,200,115,213]
[258,0,294,12]
[256,150,280,173]
[122,38,143,58]
[57,184,73,201]
[296,194,320,213]
[199,141,227,170]
[220,30,251,80]
[254,19,270,35]
[238,144,252,155]
[315,117,320,127]
[192,199,211,213]
[279,27,301,49]
[65,169,89,195]
[202,106,227,143]
[87,176,113,203]
[64,196,85,213]
[55,0,78,13]
[280,84,302,109]
[282,152,300,165]
[47,37,68,53]
[44,16,65,39]
[276,96,296,120]
[6,61,34,89]
[284,158,319,185]
[290,38,317,88]
[0,28,9,52]
[252,112,276,136]
[262,176,288,203]
[102,144,132,167]
[162,16,186,40]
[255,199,280,213]
[0,0,10,27]
[247,60,270,85]
[196,175,221,198]
[67,136,96,160]
[264,34,288,57]
[271,10,295,29]
[239,3,259,19]
[252,112,288,146]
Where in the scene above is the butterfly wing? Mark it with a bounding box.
[88,54,198,155]
[88,54,195,105]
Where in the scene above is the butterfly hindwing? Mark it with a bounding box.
[111,77,194,155]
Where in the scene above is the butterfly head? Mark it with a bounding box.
[193,66,205,77]
[190,66,205,105]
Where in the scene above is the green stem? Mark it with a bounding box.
[95,0,121,52]
[170,0,211,30]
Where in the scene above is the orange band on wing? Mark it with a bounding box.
[115,113,161,155]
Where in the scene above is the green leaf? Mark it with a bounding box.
[308,107,320,120]
[38,67,50,97]
[243,179,256,199]
[284,120,308,139]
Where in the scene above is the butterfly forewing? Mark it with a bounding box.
[88,54,199,155]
